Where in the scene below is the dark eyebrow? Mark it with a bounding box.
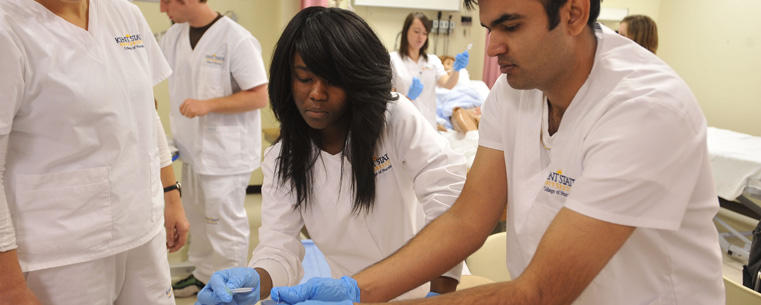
[481,13,523,29]
[294,65,310,72]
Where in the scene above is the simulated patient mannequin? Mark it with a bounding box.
[441,56,480,133]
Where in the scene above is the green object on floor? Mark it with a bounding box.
[172,274,205,298]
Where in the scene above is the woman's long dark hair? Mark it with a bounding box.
[399,12,431,61]
[268,7,397,214]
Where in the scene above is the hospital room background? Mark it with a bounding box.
[129,0,761,303]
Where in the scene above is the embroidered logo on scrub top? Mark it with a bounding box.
[204,54,225,66]
[114,34,144,51]
[205,216,219,224]
[373,153,392,177]
[543,170,575,197]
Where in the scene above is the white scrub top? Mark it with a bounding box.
[160,17,268,175]
[478,24,724,304]
[0,0,171,271]
[250,96,466,300]
[390,52,447,128]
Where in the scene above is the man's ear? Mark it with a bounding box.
[565,0,591,35]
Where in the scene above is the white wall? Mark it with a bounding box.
[658,0,761,136]
[601,0,761,136]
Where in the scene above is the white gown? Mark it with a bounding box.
[390,51,447,129]
[251,96,467,300]
[160,16,268,175]
[159,15,269,282]
[0,0,171,272]
[478,24,724,304]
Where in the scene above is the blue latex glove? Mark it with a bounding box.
[426,291,440,298]
[195,267,260,305]
[407,77,424,100]
[453,50,469,71]
[291,301,353,305]
[270,276,360,304]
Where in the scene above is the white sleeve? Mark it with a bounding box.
[229,33,268,91]
[133,5,171,86]
[388,97,467,223]
[0,135,16,252]
[390,52,410,95]
[0,25,22,252]
[155,111,172,168]
[478,75,519,151]
[564,98,707,230]
[387,97,467,280]
[249,145,306,287]
[429,55,448,81]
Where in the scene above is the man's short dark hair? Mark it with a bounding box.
[463,0,601,30]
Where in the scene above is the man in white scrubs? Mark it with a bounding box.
[0,0,188,304]
[269,0,726,304]
[158,0,269,297]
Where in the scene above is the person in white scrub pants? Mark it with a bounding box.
[192,8,467,305]
[390,12,468,130]
[266,1,726,304]
[0,0,189,304]
[158,0,269,297]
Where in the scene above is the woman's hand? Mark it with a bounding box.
[453,50,469,71]
[408,77,424,100]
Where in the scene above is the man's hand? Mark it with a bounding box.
[2,287,42,305]
[164,192,188,252]
[180,98,212,118]
[271,276,360,304]
[0,250,42,305]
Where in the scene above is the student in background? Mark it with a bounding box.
[618,14,658,53]
[193,7,467,305]
[158,0,269,297]
[390,12,469,129]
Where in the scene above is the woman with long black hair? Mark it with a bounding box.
[194,7,467,305]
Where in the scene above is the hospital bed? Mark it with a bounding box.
[707,127,761,262]
[436,78,489,169]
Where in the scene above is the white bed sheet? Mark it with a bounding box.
[707,127,761,201]
[440,130,479,168]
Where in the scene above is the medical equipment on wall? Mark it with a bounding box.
[443,15,453,55]
[433,11,442,54]
[353,0,460,11]
[461,15,472,37]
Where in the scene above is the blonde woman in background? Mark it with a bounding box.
[618,14,658,53]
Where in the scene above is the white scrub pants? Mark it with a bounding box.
[24,229,175,305]
[183,163,251,283]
